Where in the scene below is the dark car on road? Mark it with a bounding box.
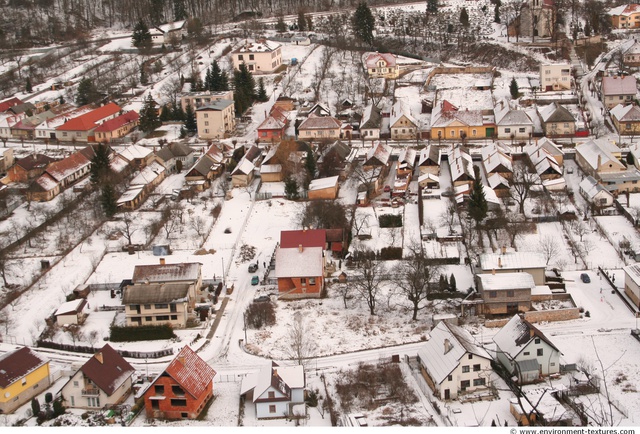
[580,273,590,283]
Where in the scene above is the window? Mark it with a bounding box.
[627,123,632,130]
[462,366,470,373]
[204,113,208,118]
[63,132,68,137]
[268,391,275,399]
[144,304,151,310]
[181,413,188,418]
[171,315,178,320]
[537,348,544,356]
[249,54,254,60]
[156,304,169,309]
[155,385,165,395]
[205,121,209,126]
[238,55,243,61]
[301,278,306,286]
[535,338,541,344]
[156,315,170,321]
[450,130,455,137]
[249,65,254,71]
[447,375,453,381]
[145,316,152,321]
[468,354,473,360]
[22,378,26,386]
[523,351,530,356]
[88,397,100,407]
[489,291,497,298]
[73,381,79,387]
[70,396,75,406]
[519,127,526,133]
[472,129,476,136]
[473,364,481,372]
[460,380,470,391]
[505,128,511,133]
[309,277,316,285]
[170,399,187,407]
[172,385,185,396]
[473,378,486,386]
[269,405,276,413]
[507,290,514,297]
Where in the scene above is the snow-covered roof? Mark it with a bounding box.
[364,52,396,69]
[390,101,417,128]
[418,172,439,184]
[448,147,474,182]
[493,315,559,360]
[495,107,534,127]
[418,145,440,167]
[416,321,491,385]
[298,113,341,130]
[579,176,613,200]
[157,20,187,33]
[478,272,535,290]
[259,163,282,174]
[575,139,624,171]
[275,246,323,278]
[482,143,512,173]
[130,161,165,186]
[602,75,637,96]
[257,115,286,131]
[235,39,281,53]
[365,141,391,166]
[122,282,191,304]
[231,157,255,176]
[55,298,87,316]
[399,148,416,166]
[479,251,546,271]
[487,172,510,190]
[132,262,201,283]
[625,41,640,56]
[538,103,575,123]
[609,4,640,16]
[196,100,234,111]
[610,103,640,122]
[308,175,339,191]
[117,185,144,204]
[118,144,153,162]
[360,104,381,130]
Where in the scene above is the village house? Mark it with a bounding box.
[259,145,285,182]
[308,175,340,200]
[478,250,547,285]
[430,100,495,140]
[364,52,399,79]
[0,347,51,414]
[275,230,325,299]
[417,321,492,401]
[537,103,576,136]
[317,141,353,179]
[476,272,535,315]
[610,104,640,135]
[55,102,121,142]
[623,262,640,307]
[231,145,261,187]
[359,104,382,139]
[116,144,157,170]
[54,298,88,326]
[574,139,625,180]
[625,41,640,66]
[117,160,167,210]
[579,176,615,210]
[184,143,225,190]
[7,153,56,182]
[524,138,564,180]
[0,97,24,113]
[155,142,197,173]
[481,142,513,180]
[0,147,14,174]
[363,141,391,175]
[0,113,24,139]
[10,109,58,140]
[390,101,418,140]
[539,64,572,91]
[93,111,139,143]
[152,20,187,45]
[493,314,561,384]
[609,4,640,29]
[273,96,295,112]
[601,75,638,109]
[34,105,94,140]
[417,145,441,176]
[144,346,216,420]
[232,39,283,73]
[61,344,134,409]
[257,107,288,142]
[240,361,306,419]
[180,90,234,112]
[448,146,475,192]
[494,100,534,139]
[297,114,342,140]
[196,100,236,140]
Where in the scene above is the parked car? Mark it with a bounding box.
[580,273,590,283]
[251,276,260,285]
[248,263,258,273]
[383,185,391,193]
[253,295,270,303]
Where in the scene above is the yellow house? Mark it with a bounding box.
[610,104,640,135]
[430,101,495,140]
[609,4,640,29]
[0,347,51,414]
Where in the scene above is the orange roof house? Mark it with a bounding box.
[94,111,139,143]
[56,103,121,142]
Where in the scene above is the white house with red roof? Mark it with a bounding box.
[364,52,399,79]
[61,344,135,409]
[56,102,121,142]
[241,361,305,419]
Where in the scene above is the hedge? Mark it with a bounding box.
[379,214,403,228]
[110,324,176,342]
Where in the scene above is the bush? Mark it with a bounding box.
[45,393,53,404]
[379,214,402,228]
[109,324,176,342]
[585,310,591,317]
[245,302,276,329]
[306,389,319,407]
[379,247,402,260]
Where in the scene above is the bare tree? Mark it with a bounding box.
[191,216,206,238]
[397,243,443,321]
[66,324,85,346]
[351,250,386,315]
[570,220,589,242]
[440,202,458,233]
[0,309,13,336]
[86,330,99,349]
[537,235,560,265]
[286,313,313,366]
[120,212,138,245]
[511,162,538,214]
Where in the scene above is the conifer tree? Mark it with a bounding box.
[427,0,438,13]
[139,94,161,133]
[90,143,112,185]
[256,78,268,102]
[173,0,187,21]
[298,10,307,31]
[460,7,470,27]
[26,77,32,93]
[101,184,118,218]
[76,77,100,106]
[510,77,519,99]
[468,166,488,225]
[184,103,197,134]
[352,2,375,46]
[233,63,256,115]
[132,20,152,51]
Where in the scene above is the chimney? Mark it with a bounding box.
[498,257,503,268]
[273,368,278,377]
[298,244,303,252]
[492,268,496,275]
[501,246,506,255]
[160,257,166,265]
[444,338,452,354]
[597,154,602,169]
[95,352,104,364]
[178,356,185,365]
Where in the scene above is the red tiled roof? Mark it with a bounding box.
[15,154,58,171]
[45,151,91,182]
[442,100,458,112]
[280,229,326,248]
[57,103,121,132]
[0,97,24,113]
[93,111,139,133]
[0,347,48,388]
[163,346,216,398]
[80,344,135,396]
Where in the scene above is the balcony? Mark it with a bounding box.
[81,388,100,396]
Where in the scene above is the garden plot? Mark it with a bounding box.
[429,73,494,110]
[394,83,430,130]
[594,215,640,267]
[350,205,404,253]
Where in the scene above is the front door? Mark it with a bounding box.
[444,389,450,400]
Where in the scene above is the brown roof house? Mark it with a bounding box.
[7,154,57,182]
[185,143,225,190]
[0,347,51,414]
[61,344,135,409]
[537,103,576,137]
[601,75,637,109]
[297,114,342,141]
[144,346,216,420]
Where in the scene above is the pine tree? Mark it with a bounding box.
[468,166,488,225]
[140,65,148,86]
[352,2,375,46]
[59,95,65,105]
[233,63,256,115]
[298,10,307,32]
[160,104,171,122]
[208,60,223,91]
[101,184,118,218]
[172,103,185,121]
[139,94,161,133]
[184,103,197,134]
[494,0,501,23]
[173,0,187,21]
[285,177,299,200]
[256,78,268,102]
[132,20,152,51]
[76,77,99,106]
[510,77,519,99]
[275,15,287,33]
[90,143,112,184]
[25,77,32,93]
[220,71,229,91]
[31,398,40,417]
[460,7,470,27]
[427,0,438,13]
[305,149,316,179]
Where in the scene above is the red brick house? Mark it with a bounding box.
[144,346,216,420]
[7,154,57,182]
[275,245,325,299]
[257,107,288,142]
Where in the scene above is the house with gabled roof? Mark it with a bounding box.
[154,20,187,45]
[7,153,57,182]
[524,138,564,180]
[241,361,305,419]
[418,145,441,176]
[0,97,24,113]
[363,141,391,171]
[93,110,139,143]
[481,142,512,180]
[232,39,283,73]
[185,143,225,190]
[28,147,96,201]
[610,3,640,28]
[493,314,561,384]
[364,52,399,79]
[537,103,576,136]
[417,321,492,400]
[478,251,547,285]
[359,104,382,139]
[390,101,418,140]
[575,139,625,179]
[117,160,167,210]
[610,103,640,135]
[0,347,51,414]
[602,75,637,109]
[61,344,135,409]
[397,148,416,177]
[448,146,475,191]
[55,298,88,326]
[431,100,495,140]
[297,113,341,140]
[487,172,510,197]
[10,109,58,139]
[35,105,94,140]
[494,100,534,139]
[0,112,24,139]
[117,144,156,169]
[275,244,325,299]
[257,107,288,142]
[308,175,340,200]
[56,102,121,142]
[155,142,197,173]
[231,145,261,187]
[579,176,615,210]
[144,346,216,420]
